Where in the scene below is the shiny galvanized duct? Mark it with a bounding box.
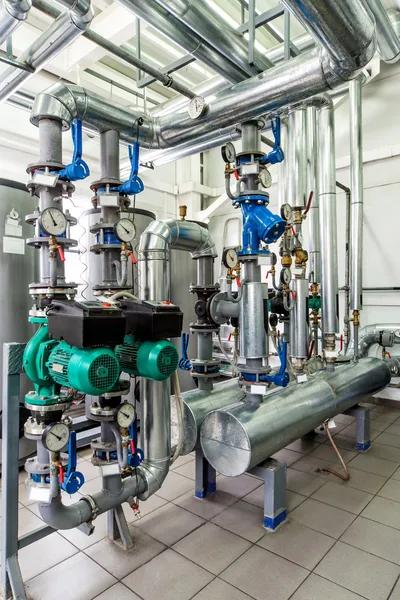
[0,0,93,103]
[364,0,400,63]
[0,0,31,45]
[200,357,391,477]
[318,98,338,335]
[307,105,321,283]
[349,76,363,312]
[346,323,400,358]
[287,106,307,208]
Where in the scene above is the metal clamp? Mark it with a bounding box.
[81,494,99,520]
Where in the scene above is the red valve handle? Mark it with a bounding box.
[58,246,65,262]
[228,333,232,342]
[130,439,135,455]
[58,465,64,484]
[234,170,239,181]
[236,277,241,288]
[340,334,343,352]
[130,252,137,265]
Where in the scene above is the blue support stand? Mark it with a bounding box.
[194,445,216,498]
[344,405,371,451]
[249,459,287,531]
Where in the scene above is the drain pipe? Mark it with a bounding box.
[0,0,93,103]
[0,0,31,45]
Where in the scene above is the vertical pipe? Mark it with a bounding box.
[196,255,214,392]
[349,76,363,313]
[287,107,307,208]
[307,105,321,283]
[277,119,288,209]
[318,101,339,338]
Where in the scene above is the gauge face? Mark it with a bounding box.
[116,402,136,428]
[42,422,70,452]
[39,207,67,236]
[259,168,272,188]
[223,248,238,269]
[280,203,293,222]
[280,267,291,285]
[114,218,136,243]
[188,96,206,119]
[221,142,236,164]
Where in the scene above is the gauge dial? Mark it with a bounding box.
[280,203,293,222]
[188,96,206,120]
[221,142,236,164]
[114,218,136,243]
[39,207,67,236]
[222,248,239,269]
[259,168,272,188]
[115,402,136,428]
[280,267,292,285]
[42,422,70,452]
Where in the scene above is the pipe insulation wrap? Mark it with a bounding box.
[346,323,400,357]
[200,358,391,477]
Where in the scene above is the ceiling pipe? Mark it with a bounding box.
[364,0,400,63]
[151,0,273,75]
[0,0,31,45]
[116,0,250,83]
[0,0,93,103]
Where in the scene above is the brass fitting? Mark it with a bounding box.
[294,247,308,267]
[179,205,187,220]
[293,207,303,225]
[353,310,360,327]
[281,254,292,267]
[311,282,319,295]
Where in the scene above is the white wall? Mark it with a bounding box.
[203,61,400,341]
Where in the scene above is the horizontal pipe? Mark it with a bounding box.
[201,357,391,476]
[0,0,31,46]
[139,219,217,259]
[346,323,400,357]
[364,0,400,63]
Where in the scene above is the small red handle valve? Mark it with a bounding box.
[58,465,64,484]
[236,277,241,288]
[130,439,135,455]
[228,333,232,342]
[234,170,240,181]
[58,246,65,262]
[130,252,137,265]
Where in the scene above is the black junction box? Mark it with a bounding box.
[121,299,183,340]
[47,300,126,348]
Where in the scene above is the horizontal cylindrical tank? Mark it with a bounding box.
[181,378,245,454]
[200,358,391,476]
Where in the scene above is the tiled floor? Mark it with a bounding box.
[7,401,400,600]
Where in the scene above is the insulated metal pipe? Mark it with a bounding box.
[307,105,321,283]
[287,106,307,208]
[0,0,93,103]
[201,357,391,476]
[0,0,31,46]
[346,323,400,358]
[289,278,310,362]
[349,76,363,312]
[99,130,120,287]
[364,0,400,63]
[318,99,338,336]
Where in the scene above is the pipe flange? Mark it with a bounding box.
[101,381,130,399]
[92,284,133,293]
[90,178,123,191]
[27,237,78,248]
[89,222,119,233]
[25,213,77,226]
[189,283,219,295]
[190,323,219,333]
[27,161,66,174]
[90,403,115,419]
[235,118,265,133]
[90,438,117,453]
[90,244,122,254]
[25,400,73,414]
[24,416,46,437]
[81,494,99,520]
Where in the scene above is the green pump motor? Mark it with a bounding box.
[115,335,178,381]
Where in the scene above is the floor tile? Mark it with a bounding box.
[174,490,237,520]
[220,545,308,600]
[76,459,100,482]
[25,553,116,600]
[18,481,37,507]
[191,578,253,600]
[133,503,205,546]
[173,522,251,575]
[315,541,400,600]
[122,492,167,522]
[285,439,321,455]
[286,468,326,496]
[388,578,400,599]
[257,521,334,570]
[85,526,165,579]
[170,454,196,470]
[332,467,388,494]
[212,500,265,542]
[290,455,341,476]
[370,411,399,424]
[60,511,107,550]
[384,424,400,436]
[362,496,400,530]
[335,413,357,425]
[173,460,195,480]
[368,443,400,463]
[290,573,366,600]
[290,498,355,538]
[18,506,43,537]
[78,447,93,460]
[79,476,103,497]
[155,471,194,501]
[123,549,213,600]
[392,466,400,481]
[271,448,303,466]
[93,583,141,600]
[287,490,307,512]
[217,474,262,498]
[349,453,398,477]
[328,434,360,451]
[19,532,78,581]
[241,485,306,513]
[341,516,400,565]
[309,444,357,464]
[311,481,373,514]
[378,478,400,502]
[375,432,400,448]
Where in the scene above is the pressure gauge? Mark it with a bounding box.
[221,142,236,164]
[259,168,272,188]
[42,422,70,452]
[115,402,136,428]
[114,218,136,243]
[188,96,206,120]
[222,248,239,269]
[280,203,293,222]
[39,207,67,236]
[280,267,291,285]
